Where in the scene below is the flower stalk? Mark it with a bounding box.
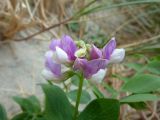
[73,73,84,120]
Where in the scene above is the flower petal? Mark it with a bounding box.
[42,69,56,80]
[45,51,61,76]
[103,37,116,60]
[74,58,87,72]
[90,45,102,59]
[42,69,71,83]
[55,47,69,64]
[45,50,53,58]
[74,58,108,78]
[49,39,61,51]
[110,48,125,63]
[61,35,77,60]
[90,69,107,83]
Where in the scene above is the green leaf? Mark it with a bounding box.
[27,96,41,113]
[121,74,160,93]
[0,104,7,120]
[102,83,118,98]
[68,22,79,32]
[131,54,149,62]
[125,63,144,72]
[112,74,130,82]
[35,117,46,120]
[13,95,41,114]
[78,98,120,120]
[42,84,73,120]
[11,113,31,120]
[128,102,147,110]
[146,61,160,75]
[68,89,91,104]
[77,0,160,17]
[92,85,104,98]
[120,94,160,103]
[152,55,160,61]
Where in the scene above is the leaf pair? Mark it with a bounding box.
[8,84,119,120]
[11,96,42,120]
[42,84,120,120]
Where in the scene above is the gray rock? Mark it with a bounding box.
[0,39,49,117]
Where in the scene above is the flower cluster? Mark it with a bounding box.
[42,35,125,83]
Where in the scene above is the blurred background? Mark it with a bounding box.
[0,0,160,119]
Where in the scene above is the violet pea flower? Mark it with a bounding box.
[42,35,77,82]
[49,35,77,64]
[74,58,108,83]
[90,37,125,63]
[74,37,125,83]
[42,35,125,83]
[42,51,73,82]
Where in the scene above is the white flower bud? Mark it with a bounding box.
[55,47,69,64]
[110,48,125,63]
[90,69,107,83]
[42,69,74,83]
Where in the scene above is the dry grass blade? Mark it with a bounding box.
[0,0,97,44]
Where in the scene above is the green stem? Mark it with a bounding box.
[73,74,84,120]
[47,80,53,85]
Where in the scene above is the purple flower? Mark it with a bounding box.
[74,37,125,83]
[102,37,116,60]
[90,45,102,59]
[42,51,71,82]
[44,51,61,77]
[49,35,77,64]
[90,37,125,63]
[42,35,125,83]
[74,58,108,79]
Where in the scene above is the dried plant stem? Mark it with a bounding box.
[0,17,73,44]
[15,17,72,40]
[29,0,41,21]
[120,34,160,48]
[148,101,160,120]
[24,0,32,18]
[0,0,97,44]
